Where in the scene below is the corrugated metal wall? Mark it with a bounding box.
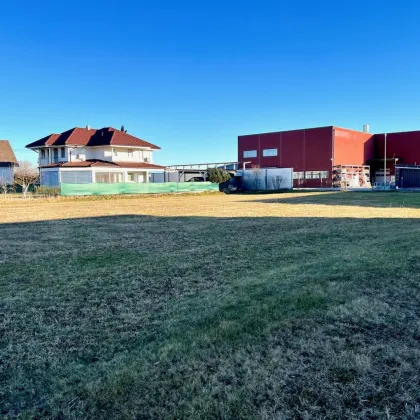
[0,166,14,184]
[396,167,420,188]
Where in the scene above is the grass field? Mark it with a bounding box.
[2,191,420,419]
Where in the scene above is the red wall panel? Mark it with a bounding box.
[259,132,281,167]
[304,127,333,170]
[375,131,420,165]
[237,134,260,166]
[333,128,374,166]
[280,130,305,171]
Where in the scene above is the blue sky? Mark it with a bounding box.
[1,0,420,165]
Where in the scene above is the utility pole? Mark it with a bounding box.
[384,133,387,186]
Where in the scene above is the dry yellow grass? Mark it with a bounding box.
[1,191,419,223]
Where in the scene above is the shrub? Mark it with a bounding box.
[35,186,61,197]
[207,168,231,184]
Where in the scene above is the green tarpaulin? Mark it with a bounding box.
[61,182,219,196]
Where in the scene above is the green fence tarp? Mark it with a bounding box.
[60,182,219,196]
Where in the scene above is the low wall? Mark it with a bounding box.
[61,182,219,196]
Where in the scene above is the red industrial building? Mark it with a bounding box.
[238,126,420,188]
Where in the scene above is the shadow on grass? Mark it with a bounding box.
[244,190,420,208]
[2,214,420,419]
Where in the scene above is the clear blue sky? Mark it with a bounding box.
[1,0,420,165]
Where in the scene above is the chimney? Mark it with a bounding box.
[363,124,370,133]
[86,125,91,130]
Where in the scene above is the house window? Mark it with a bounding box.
[96,172,124,183]
[128,173,135,182]
[61,171,92,184]
[61,147,65,158]
[262,148,278,157]
[243,150,257,158]
[128,149,133,158]
[41,149,46,159]
[112,148,117,156]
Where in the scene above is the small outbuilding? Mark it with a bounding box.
[0,140,18,184]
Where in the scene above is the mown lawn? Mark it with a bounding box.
[2,192,420,419]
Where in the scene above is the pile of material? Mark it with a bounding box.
[333,165,371,188]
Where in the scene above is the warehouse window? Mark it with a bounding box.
[305,171,329,179]
[293,172,305,179]
[243,150,257,158]
[262,148,278,157]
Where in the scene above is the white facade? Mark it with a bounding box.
[37,145,154,167]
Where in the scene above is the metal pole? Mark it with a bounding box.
[384,133,387,186]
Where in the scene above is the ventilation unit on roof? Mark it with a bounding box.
[363,124,370,133]
[86,125,91,130]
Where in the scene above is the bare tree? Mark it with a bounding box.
[0,167,15,199]
[251,165,262,190]
[0,178,11,198]
[14,161,39,198]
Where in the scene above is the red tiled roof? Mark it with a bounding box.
[113,162,166,169]
[0,140,18,164]
[40,160,166,169]
[26,127,161,150]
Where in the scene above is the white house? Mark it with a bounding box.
[26,126,165,185]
